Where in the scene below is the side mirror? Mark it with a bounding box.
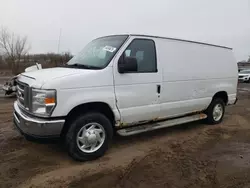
[118,56,138,73]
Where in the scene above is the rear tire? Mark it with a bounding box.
[65,112,113,161]
[205,98,225,125]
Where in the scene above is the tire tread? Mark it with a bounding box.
[205,98,225,125]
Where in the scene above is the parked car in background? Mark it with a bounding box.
[13,34,238,161]
[238,69,250,82]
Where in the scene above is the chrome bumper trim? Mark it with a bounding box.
[13,101,65,137]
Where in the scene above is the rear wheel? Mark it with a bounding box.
[65,112,113,161]
[205,98,225,125]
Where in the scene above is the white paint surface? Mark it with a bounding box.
[17,34,238,127]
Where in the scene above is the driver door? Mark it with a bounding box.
[113,37,162,125]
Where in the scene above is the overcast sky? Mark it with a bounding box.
[0,0,249,61]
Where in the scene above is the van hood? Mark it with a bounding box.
[21,67,92,83]
[18,66,113,90]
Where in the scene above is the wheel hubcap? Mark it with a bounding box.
[76,123,105,153]
[213,104,223,121]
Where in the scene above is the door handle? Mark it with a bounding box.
[157,85,161,94]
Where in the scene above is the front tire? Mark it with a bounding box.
[65,112,113,161]
[205,98,225,125]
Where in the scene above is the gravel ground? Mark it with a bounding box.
[0,83,250,188]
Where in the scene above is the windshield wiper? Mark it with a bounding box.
[65,63,101,70]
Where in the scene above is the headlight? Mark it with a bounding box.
[31,89,56,116]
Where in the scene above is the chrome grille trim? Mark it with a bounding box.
[16,85,24,92]
[16,80,30,111]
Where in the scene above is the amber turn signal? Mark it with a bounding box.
[44,97,55,104]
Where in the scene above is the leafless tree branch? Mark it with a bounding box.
[0,26,30,73]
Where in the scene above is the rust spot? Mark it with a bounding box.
[115,121,122,127]
[153,117,159,121]
[200,114,207,119]
[115,121,127,127]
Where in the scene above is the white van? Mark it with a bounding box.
[13,34,238,161]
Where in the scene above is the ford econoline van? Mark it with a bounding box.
[13,34,238,161]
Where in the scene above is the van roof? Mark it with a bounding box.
[101,34,232,50]
[131,34,232,50]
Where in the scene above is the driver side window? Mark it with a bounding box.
[122,39,157,73]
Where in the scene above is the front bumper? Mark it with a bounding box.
[13,101,65,138]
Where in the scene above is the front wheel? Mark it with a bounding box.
[205,98,225,125]
[65,112,113,161]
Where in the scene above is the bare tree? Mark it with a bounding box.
[0,27,30,74]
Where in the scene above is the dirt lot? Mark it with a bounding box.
[1,83,250,188]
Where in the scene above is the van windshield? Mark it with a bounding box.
[66,35,128,69]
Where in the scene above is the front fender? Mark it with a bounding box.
[51,86,120,121]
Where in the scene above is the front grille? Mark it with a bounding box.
[16,81,30,110]
[239,76,243,78]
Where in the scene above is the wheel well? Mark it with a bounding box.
[61,102,115,137]
[213,91,228,104]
